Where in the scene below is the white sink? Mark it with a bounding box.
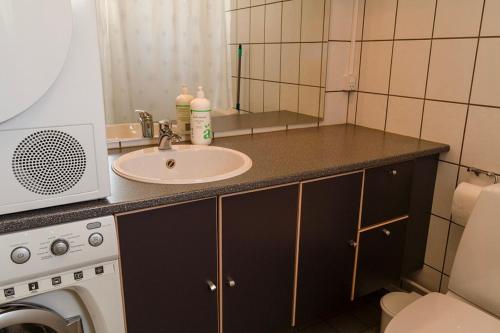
[112,145,252,184]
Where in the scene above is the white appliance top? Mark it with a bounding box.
[0,216,118,287]
[386,293,500,333]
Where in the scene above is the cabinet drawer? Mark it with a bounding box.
[354,220,407,297]
[361,161,414,228]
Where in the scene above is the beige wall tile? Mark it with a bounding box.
[264,44,281,82]
[229,12,237,44]
[250,6,265,43]
[282,0,302,42]
[432,161,458,219]
[323,92,348,125]
[299,86,321,116]
[408,265,442,292]
[395,0,436,39]
[326,42,349,91]
[237,8,250,43]
[425,215,450,271]
[363,0,397,40]
[280,83,299,112]
[471,38,500,107]
[300,43,323,86]
[249,79,264,112]
[462,106,500,175]
[359,41,393,94]
[385,96,423,138]
[434,0,483,38]
[443,223,465,275]
[237,0,250,8]
[481,0,500,36]
[347,92,358,124]
[421,101,467,164]
[281,44,301,84]
[264,81,280,112]
[241,45,250,78]
[251,0,265,5]
[265,2,282,43]
[355,93,387,130]
[427,39,477,103]
[250,44,264,80]
[229,0,238,10]
[301,0,325,42]
[239,78,250,111]
[331,0,365,41]
[390,40,431,98]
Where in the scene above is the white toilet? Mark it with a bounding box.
[384,183,500,332]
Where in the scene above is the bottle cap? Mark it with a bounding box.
[181,84,188,95]
[196,86,205,99]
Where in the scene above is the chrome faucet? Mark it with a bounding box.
[158,120,182,150]
[135,110,154,138]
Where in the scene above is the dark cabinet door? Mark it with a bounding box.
[296,173,362,326]
[116,198,218,333]
[221,185,299,333]
[362,161,414,228]
[355,220,407,297]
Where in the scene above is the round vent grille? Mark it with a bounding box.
[12,130,87,195]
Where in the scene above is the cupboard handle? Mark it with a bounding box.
[348,240,358,248]
[226,277,236,288]
[382,228,391,236]
[206,280,217,292]
[390,169,398,176]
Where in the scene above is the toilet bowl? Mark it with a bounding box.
[384,184,500,332]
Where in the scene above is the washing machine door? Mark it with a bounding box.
[0,303,82,333]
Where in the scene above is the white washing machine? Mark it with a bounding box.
[0,216,126,333]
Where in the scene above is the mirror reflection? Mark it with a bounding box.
[98,0,330,134]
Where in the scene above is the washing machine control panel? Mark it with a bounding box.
[0,216,118,287]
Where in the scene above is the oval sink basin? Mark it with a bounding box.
[112,145,252,184]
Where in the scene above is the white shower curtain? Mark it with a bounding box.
[98,0,232,124]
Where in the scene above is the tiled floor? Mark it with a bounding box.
[297,290,387,333]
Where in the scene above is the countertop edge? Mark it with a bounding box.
[0,144,447,234]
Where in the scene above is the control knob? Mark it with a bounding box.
[51,239,70,256]
[88,233,104,247]
[11,247,31,264]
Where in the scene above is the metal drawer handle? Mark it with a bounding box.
[382,228,391,236]
[226,277,236,288]
[390,169,398,176]
[348,240,358,248]
[206,280,217,292]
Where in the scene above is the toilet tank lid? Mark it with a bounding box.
[386,293,500,333]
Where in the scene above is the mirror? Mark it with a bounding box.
[98,0,331,134]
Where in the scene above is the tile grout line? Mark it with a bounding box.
[354,0,367,125]
[418,0,439,139]
[383,0,400,131]
[455,0,487,188]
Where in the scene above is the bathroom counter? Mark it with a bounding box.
[0,124,449,234]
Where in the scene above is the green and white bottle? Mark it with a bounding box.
[190,86,212,145]
[175,85,194,135]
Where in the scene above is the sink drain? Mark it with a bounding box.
[166,159,176,169]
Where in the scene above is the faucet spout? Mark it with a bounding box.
[158,120,182,150]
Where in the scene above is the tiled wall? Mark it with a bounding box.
[226,0,330,118]
[339,0,500,292]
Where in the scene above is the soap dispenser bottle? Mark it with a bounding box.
[190,86,212,145]
[176,85,194,135]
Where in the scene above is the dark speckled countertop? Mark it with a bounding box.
[0,124,449,234]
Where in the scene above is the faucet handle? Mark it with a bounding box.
[135,110,153,120]
[158,119,173,134]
